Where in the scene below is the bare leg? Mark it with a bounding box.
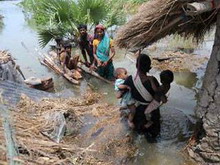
[128,105,136,129]
[144,113,153,128]
[144,99,160,114]
[144,121,153,129]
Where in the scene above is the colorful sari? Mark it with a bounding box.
[96,34,114,80]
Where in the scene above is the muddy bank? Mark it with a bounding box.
[151,50,209,72]
[0,93,136,164]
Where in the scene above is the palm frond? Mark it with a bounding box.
[77,0,109,24]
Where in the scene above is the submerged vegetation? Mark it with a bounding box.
[20,0,147,47]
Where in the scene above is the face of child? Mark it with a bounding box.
[79,28,87,36]
[96,28,104,38]
[66,47,71,53]
[118,70,128,80]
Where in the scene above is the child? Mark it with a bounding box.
[59,42,82,80]
[114,68,136,128]
[144,70,174,128]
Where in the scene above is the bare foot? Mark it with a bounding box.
[128,120,135,129]
[144,121,153,129]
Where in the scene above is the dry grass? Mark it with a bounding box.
[0,90,136,164]
[0,50,13,64]
[116,0,217,49]
[0,93,108,164]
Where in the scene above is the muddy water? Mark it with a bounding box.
[0,1,213,165]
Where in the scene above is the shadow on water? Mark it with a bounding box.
[0,1,205,165]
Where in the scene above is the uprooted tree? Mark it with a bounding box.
[115,0,220,164]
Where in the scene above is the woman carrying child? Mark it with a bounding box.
[123,54,161,138]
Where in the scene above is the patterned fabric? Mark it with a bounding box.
[93,33,114,62]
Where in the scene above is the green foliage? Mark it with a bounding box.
[20,0,145,47]
[77,0,109,25]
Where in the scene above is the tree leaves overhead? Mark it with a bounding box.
[20,0,129,47]
[77,0,109,25]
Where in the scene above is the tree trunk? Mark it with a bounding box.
[187,11,220,164]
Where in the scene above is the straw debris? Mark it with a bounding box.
[116,0,217,49]
[0,92,135,164]
[152,51,209,72]
[0,50,13,64]
[0,93,104,164]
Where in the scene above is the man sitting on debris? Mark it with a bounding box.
[59,42,82,80]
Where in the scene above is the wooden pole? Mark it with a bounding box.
[185,0,220,16]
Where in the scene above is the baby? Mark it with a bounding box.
[114,68,136,128]
[144,70,174,128]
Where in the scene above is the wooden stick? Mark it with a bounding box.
[79,65,113,84]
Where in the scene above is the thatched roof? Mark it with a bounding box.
[116,0,218,49]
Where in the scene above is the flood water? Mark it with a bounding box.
[0,1,213,165]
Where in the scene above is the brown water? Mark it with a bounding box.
[0,1,213,164]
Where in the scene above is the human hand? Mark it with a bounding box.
[127,86,131,91]
[97,60,102,67]
[89,64,96,71]
[102,61,108,67]
[161,95,167,103]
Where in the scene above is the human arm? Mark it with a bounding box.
[117,84,130,90]
[60,53,67,73]
[116,91,123,99]
[149,76,159,92]
[151,78,168,103]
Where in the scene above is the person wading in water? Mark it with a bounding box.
[123,54,161,141]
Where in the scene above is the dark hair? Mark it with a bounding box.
[55,37,62,43]
[63,42,72,49]
[114,67,127,78]
[160,70,174,84]
[136,54,151,73]
[78,24,87,30]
